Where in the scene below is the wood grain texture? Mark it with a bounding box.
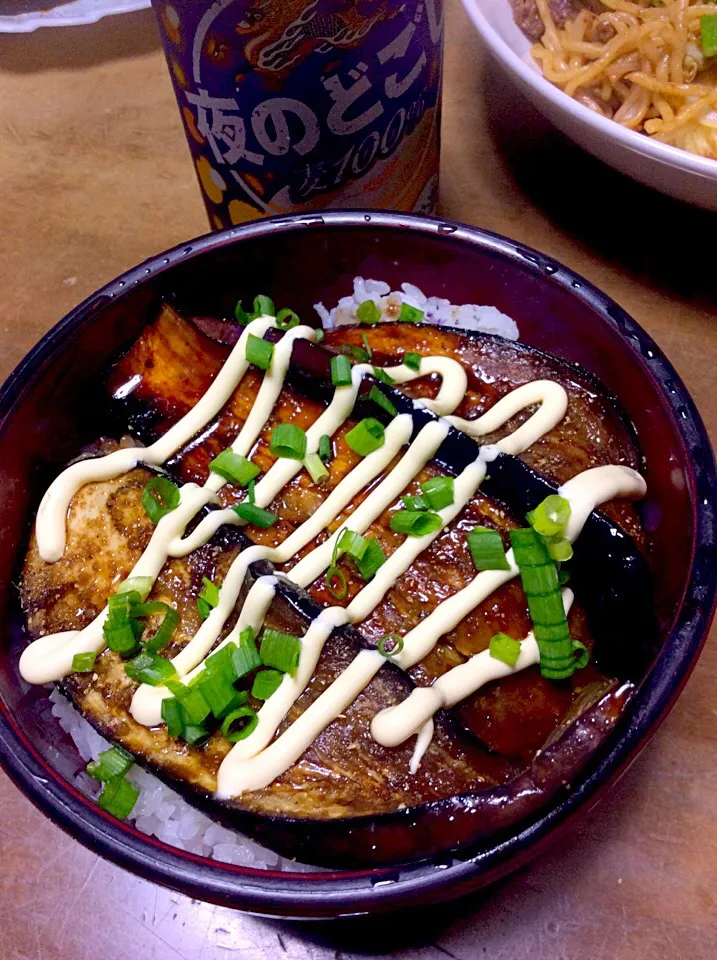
[1,0,716,956]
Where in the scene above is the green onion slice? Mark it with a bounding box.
[337,528,367,561]
[510,527,574,680]
[97,776,139,819]
[260,629,302,675]
[276,308,300,331]
[318,434,332,463]
[403,352,422,371]
[247,478,256,504]
[198,670,239,719]
[398,303,424,324]
[176,684,211,725]
[182,724,210,747]
[546,537,573,562]
[116,576,153,601]
[197,576,221,621]
[253,294,275,317]
[345,418,385,456]
[526,495,571,538]
[355,539,387,580]
[390,510,442,537]
[270,423,307,460]
[341,343,370,363]
[161,697,185,739]
[232,627,261,678]
[489,632,521,667]
[402,494,428,511]
[86,746,134,782]
[245,333,274,371]
[251,669,284,700]
[356,299,381,325]
[130,601,179,653]
[325,565,348,600]
[361,332,372,358]
[314,328,325,343]
[72,652,96,673]
[304,452,328,484]
[141,476,180,524]
[466,527,511,571]
[372,367,396,385]
[124,651,177,687]
[330,354,353,387]
[572,639,590,670]
[205,641,238,683]
[420,476,455,510]
[369,385,397,418]
[378,634,404,658]
[221,706,258,743]
[233,502,278,528]
[209,449,260,487]
[701,14,717,55]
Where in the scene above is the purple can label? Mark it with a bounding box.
[154,0,444,227]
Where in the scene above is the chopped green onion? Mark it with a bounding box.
[124,651,177,687]
[221,706,258,742]
[318,434,332,462]
[245,333,274,371]
[176,684,211,725]
[209,449,260,487]
[526,495,571,538]
[233,501,278,528]
[197,576,221,621]
[104,623,141,657]
[247,478,256,504]
[390,510,443,537]
[325,565,348,600]
[331,354,353,387]
[355,538,386,580]
[489,632,521,667]
[183,724,210,747]
[253,294,275,317]
[546,537,573,562]
[72,652,96,673]
[87,746,133,782]
[304,452,328,484]
[356,299,381,325]
[276,307,300,330]
[98,776,139,819]
[205,641,238,683]
[198,670,239,718]
[398,303,424,324]
[342,343,370,362]
[338,528,367,561]
[361,332,372,358]
[270,423,307,460]
[420,476,455,511]
[129,601,178,653]
[402,494,429,511]
[314,328,325,343]
[572,639,590,670]
[234,300,251,325]
[378,634,404,657]
[558,568,571,586]
[345,418,385,456]
[116,576,153,601]
[251,669,284,700]
[260,629,302,676]
[331,529,345,568]
[403,352,422,371]
[232,627,261,678]
[161,697,185,738]
[701,14,717,55]
[142,476,180,524]
[372,367,396,385]
[466,527,511,571]
[510,527,574,680]
[369,385,397,418]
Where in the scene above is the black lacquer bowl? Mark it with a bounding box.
[0,212,714,918]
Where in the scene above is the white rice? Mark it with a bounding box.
[314,276,519,340]
[48,688,321,872]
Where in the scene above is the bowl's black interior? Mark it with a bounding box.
[0,212,714,918]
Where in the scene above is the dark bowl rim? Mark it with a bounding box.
[1,210,715,918]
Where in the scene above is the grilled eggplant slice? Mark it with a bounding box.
[21,305,650,865]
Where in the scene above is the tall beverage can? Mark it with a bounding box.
[151,0,445,228]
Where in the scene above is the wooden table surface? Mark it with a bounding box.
[1,2,716,957]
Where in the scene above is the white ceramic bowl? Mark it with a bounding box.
[461,0,717,210]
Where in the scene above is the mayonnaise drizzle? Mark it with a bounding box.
[20,316,644,802]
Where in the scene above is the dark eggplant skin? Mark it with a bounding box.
[21,305,652,866]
